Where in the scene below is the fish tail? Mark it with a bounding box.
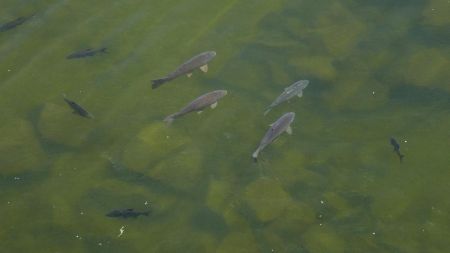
[100,47,107,53]
[152,78,167,89]
[142,211,150,216]
[399,153,405,162]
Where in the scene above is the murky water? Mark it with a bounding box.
[1,0,449,252]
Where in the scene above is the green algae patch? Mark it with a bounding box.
[147,147,203,191]
[372,187,414,222]
[322,192,354,219]
[38,103,94,147]
[269,201,316,237]
[122,122,191,171]
[244,178,292,222]
[303,225,346,253]
[216,232,259,253]
[289,55,337,81]
[0,119,46,175]
[393,48,450,91]
[206,178,234,214]
[422,0,450,27]
[269,149,307,186]
[313,2,366,57]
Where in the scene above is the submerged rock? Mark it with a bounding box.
[147,147,203,191]
[303,225,346,253]
[0,119,46,175]
[38,103,93,147]
[122,122,191,171]
[216,232,259,253]
[206,179,234,214]
[244,178,292,222]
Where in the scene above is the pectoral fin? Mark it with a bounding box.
[297,91,303,98]
[286,126,293,135]
[187,73,193,78]
[200,64,208,73]
[210,101,218,109]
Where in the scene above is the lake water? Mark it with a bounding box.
[1,0,449,252]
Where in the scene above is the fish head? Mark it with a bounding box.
[285,112,296,122]
[293,80,309,90]
[205,51,216,59]
[214,90,228,99]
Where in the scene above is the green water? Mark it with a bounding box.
[1,0,449,252]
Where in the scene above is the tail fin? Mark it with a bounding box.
[163,114,176,125]
[399,154,405,162]
[152,78,167,89]
[100,47,107,53]
[142,211,150,216]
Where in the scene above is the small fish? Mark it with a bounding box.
[390,137,405,162]
[152,51,216,89]
[252,112,295,162]
[66,47,107,59]
[264,80,309,115]
[62,94,94,118]
[106,209,150,219]
[164,90,227,125]
[0,15,33,32]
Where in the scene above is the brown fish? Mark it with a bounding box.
[164,90,227,124]
[252,112,295,161]
[152,51,216,89]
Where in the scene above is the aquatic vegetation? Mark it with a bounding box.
[422,0,450,27]
[391,47,450,92]
[303,225,346,253]
[38,103,94,147]
[147,147,204,192]
[0,119,46,175]
[121,122,191,171]
[244,178,292,222]
[216,232,259,253]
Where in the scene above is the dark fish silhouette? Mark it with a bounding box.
[0,15,33,32]
[390,137,404,162]
[62,94,94,118]
[66,47,107,59]
[106,209,150,218]
[152,51,216,89]
[252,112,295,162]
[164,90,227,125]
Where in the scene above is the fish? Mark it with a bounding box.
[152,51,216,89]
[390,137,405,162]
[252,112,295,162]
[163,90,227,125]
[0,15,33,32]
[264,80,309,115]
[66,47,107,59]
[62,94,94,119]
[106,209,150,219]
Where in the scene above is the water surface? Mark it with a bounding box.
[1,0,449,252]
